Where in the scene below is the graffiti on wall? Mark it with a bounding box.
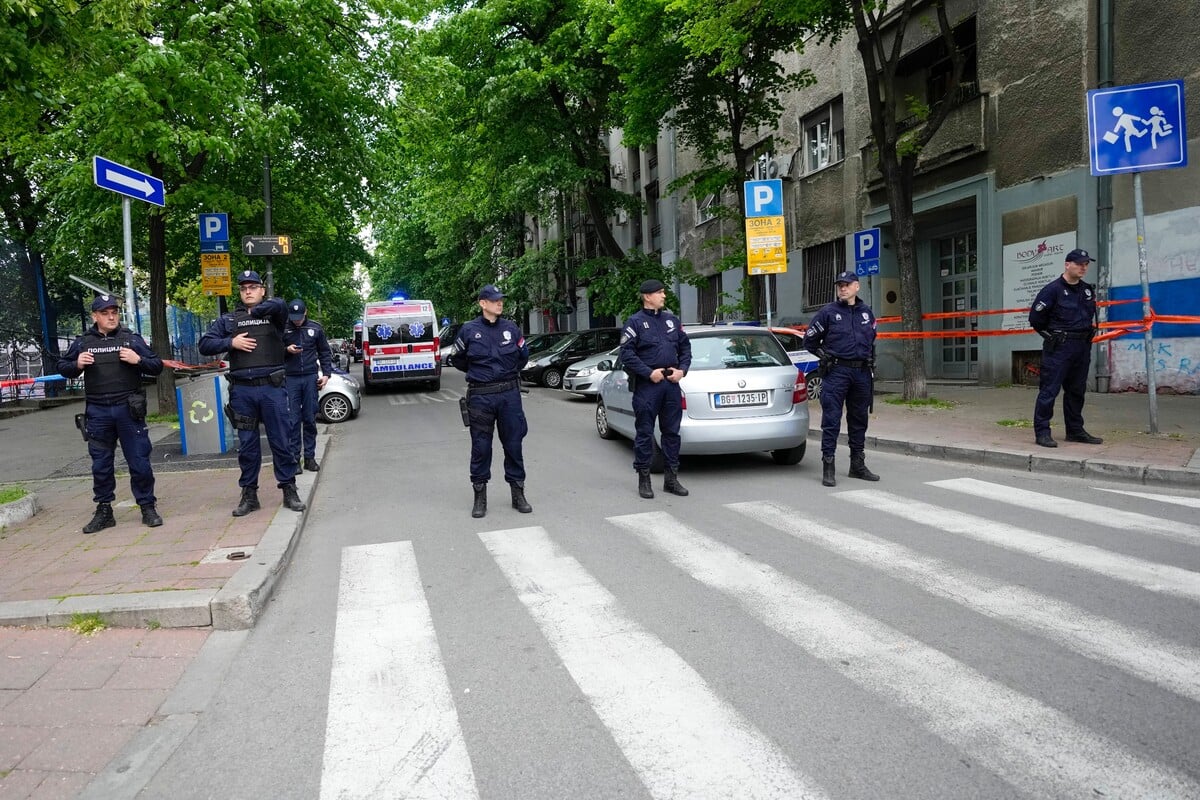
[1110,338,1200,393]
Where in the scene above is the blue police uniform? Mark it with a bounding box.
[619,304,692,483]
[1028,267,1099,445]
[804,277,878,483]
[59,301,163,531]
[449,292,531,517]
[199,272,303,515]
[284,300,333,468]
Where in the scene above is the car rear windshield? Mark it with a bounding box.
[367,316,436,345]
[688,333,791,371]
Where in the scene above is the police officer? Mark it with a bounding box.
[58,294,164,533]
[1028,248,1103,448]
[804,270,879,487]
[619,278,692,499]
[449,284,532,518]
[199,270,306,516]
[284,298,334,472]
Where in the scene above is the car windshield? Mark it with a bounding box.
[688,333,791,371]
[543,334,581,355]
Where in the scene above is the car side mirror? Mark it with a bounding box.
[597,360,612,371]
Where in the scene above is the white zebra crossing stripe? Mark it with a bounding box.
[929,478,1200,544]
[1095,486,1200,509]
[609,511,1200,799]
[320,542,479,800]
[478,526,826,800]
[729,500,1200,703]
[844,490,1200,602]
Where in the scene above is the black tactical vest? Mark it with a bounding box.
[81,329,142,397]
[226,308,286,370]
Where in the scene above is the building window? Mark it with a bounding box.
[695,193,718,226]
[801,99,844,174]
[802,239,845,311]
[698,274,720,324]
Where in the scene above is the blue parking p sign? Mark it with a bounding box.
[1087,80,1187,176]
[199,213,229,243]
[852,228,881,276]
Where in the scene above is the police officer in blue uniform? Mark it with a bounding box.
[199,270,305,516]
[449,285,532,518]
[59,295,164,533]
[804,270,880,487]
[284,298,334,472]
[619,278,692,499]
[1028,248,1103,448]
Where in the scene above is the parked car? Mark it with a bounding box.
[521,328,622,389]
[318,369,362,423]
[769,326,822,400]
[437,322,464,363]
[595,325,808,471]
[525,331,575,358]
[562,346,621,397]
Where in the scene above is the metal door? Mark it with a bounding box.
[936,231,978,380]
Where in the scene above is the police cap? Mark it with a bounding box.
[91,294,120,312]
[834,270,860,284]
[477,284,505,301]
[639,278,666,294]
[288,299,307,321]
[1065,249,1095,263]
[237,270,263,285]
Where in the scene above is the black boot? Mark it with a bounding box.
[663,470,689,497]
[282,483,306,512]
[82,502,116,534]
[821,457,836,487]
[848,452,880,481]
[637,470,654,499]
[472,482,487,518]
[304,457,320,472]
[140,504,163,527]
[232,487,260,517]
[511,482,532,513]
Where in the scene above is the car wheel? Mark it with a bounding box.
[596,400,618,439]
[320,392,353,423]
[542,368,563,389]
[649,440,665,474]
[428,378,441,391]
[771,440,806,465]
[805,372,822,402]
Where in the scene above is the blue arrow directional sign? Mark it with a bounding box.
[1087,80,1187,176]
[92,155,166,206]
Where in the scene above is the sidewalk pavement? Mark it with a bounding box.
[0,384,1196,798]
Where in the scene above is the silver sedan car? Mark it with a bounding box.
[562,346,621,397]
[318,370,362,423]
[595,326,809,471]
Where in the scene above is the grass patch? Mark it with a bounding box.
[0,485,28,504]
[997,419,1034,428]
[145,412,177,425]
[884,397,954,410]
[145,620,161,630]
[67,612,107,636]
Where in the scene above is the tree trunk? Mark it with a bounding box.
[147,209,176,415]
[880,156,927,400]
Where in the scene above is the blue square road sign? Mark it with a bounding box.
[743,179,783,218]
[199,213,229,243]
[852,228,881,276]
[1087,80,1187,176]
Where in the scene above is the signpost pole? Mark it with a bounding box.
[121,197,139,334]
[1131,173,1158,433]
[765,275,772,327]
[263,154,274,298]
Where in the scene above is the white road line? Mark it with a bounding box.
[478,526,825,800]
[929,477,1200,544]
[729,500,1200,702]
[1095,486,1200,509]
[609,511,1200,800]
[320,542,478,800]
[843,490,1200,602]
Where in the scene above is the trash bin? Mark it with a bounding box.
[175,372,230,454]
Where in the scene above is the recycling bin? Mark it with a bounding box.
[175,372,230,454]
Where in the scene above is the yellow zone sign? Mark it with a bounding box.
[745,216,787,275]
[201,252,232,296]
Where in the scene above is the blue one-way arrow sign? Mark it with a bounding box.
[92,155,165,207]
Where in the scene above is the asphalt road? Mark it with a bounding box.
[134,370,1200,799]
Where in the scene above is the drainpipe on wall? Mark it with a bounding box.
[1094,0,1114,392]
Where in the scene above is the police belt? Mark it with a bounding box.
[230,375,277,386]
[1050,329,1092,340]
[467,379,518,396]
[830,358,870,369]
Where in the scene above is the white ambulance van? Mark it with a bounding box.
[360,298,442,391]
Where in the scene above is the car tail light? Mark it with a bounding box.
[433,335,440,363]
[680,392,687,410]
[792,379,807,405]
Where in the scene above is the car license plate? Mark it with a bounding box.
[714,391,768,408]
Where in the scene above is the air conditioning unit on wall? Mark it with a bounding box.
[611,163,625,180]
